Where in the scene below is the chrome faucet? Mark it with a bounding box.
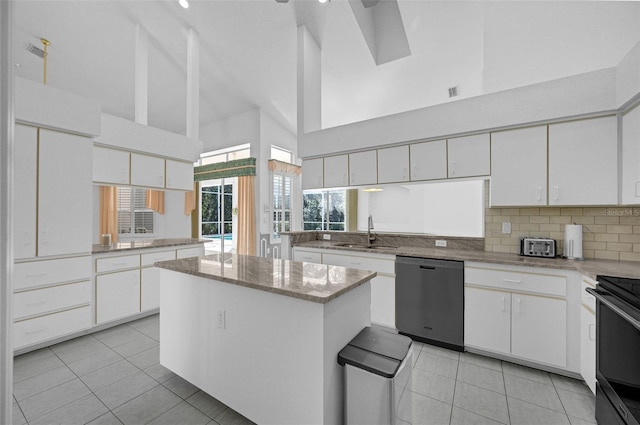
[367,215,376,247]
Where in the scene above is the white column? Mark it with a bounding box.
[186,28,199,140]
[0,1,14,423]
[296,25,321,139]
[135,24,149,125]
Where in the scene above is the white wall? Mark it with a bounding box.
[356,180,484,237]
[199,109,260,153]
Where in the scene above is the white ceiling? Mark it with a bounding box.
[12,1,640,139]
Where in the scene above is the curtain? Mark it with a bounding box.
[146,190,165,214]
[99,186,118,243]
[190,182,200,239]
[237,175,256,256]
[184,182,197,216]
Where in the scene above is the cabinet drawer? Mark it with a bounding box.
[96,254,140,273]
[14,306,91,350]
[323,253,395,275]
[14,256,91,290]
[176,246,204,259]
[293,250,322,264]
[14,281,90,320]
[465,266,566,297]
[141,250,176,267]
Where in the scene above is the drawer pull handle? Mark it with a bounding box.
[26,299,47,306]
[589,323,596,341]
[26,327,47,335]
[503,279,522,283]
[501,296,506,312]
[26,273,46,278]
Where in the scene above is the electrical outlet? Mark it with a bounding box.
[217,310,226,329]
[502,222,512,234]
[322,234,331,240]
[435,240,447,247]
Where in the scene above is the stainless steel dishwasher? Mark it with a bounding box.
[395,256,464,351]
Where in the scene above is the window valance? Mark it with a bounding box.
[194,157,256,181]
[268,159,302,176]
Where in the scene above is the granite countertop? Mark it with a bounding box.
[92,238,206,254]
[293,241,640,280]
[154,253,377,304]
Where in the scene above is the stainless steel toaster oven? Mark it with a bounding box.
[519,238,556,258]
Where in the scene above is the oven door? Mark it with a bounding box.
[587,286,640,425]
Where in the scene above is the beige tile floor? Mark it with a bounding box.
[13,315,596,425]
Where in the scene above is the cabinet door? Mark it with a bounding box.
[371,275,395,328]
[548,116,618,205]
[302,158,323,190]
[141,267,161,311]
[622,105,640,205]
[464,287,511,355]
[38,129,92,257]
[131,153,165,188]
[580,304,596,394]
[349,151,378,186]
[511,293,566,368]
[448,134,490,178]
[378,146,409,184]
[410,140,447,181]
[166,159,194,191]
[93,146,130,185]
[96,270,141,324]
[323,155,349,188]
[491,126,548,206]
[13,124,37,260]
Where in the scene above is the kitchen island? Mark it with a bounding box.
[154,253,376,425]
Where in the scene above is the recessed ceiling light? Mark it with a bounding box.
[179,0,189,9]
[318,0,331,3]
[14,63,21,68]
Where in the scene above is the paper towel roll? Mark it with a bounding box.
[564,224,584,260]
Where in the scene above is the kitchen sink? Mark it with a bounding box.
[334,243,397,251]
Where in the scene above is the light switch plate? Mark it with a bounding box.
[502,222,512,234]
[322,234,331,240]
[435,240,447,247]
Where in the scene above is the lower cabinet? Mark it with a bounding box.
[580,276,597,394]
[14,306,91,350]
[464,263,568,369]
[96,270,141,324]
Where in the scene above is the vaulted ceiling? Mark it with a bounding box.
[12,1,640,139]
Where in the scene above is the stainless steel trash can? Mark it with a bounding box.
[338,326,413,425]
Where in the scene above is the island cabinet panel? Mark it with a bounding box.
[378,145,409,184]
[349,150,378,186]
[93,146,130,185]
[622,104,640,205]
[13,124,37,260]
[165,159,194,191]
[301,158,324,190]
[490,125,548,207]
[131,153,165,188]
[548,116,618,205]
[38,129,93,257]
[96,270,141,324]
[409,139,447,181]
[323,154,349,188]
[447,133,490,178]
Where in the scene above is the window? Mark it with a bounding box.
[271,145,292,163]
[196,144,251,166]
[117,188,156,236]
[272,174,292,237]
[303,189,346,231]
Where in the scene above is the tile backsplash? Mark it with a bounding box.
[485,203,640,261]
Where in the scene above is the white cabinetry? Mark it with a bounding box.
[166,159,194,191]
[141,250,176,311]
[13,124,37,260]
[96,270,141,324]
[548,116,618,205]
[409,140,447,181]
[131,153,165,188]
[448,134,490,178]
[349,151,378,186]
[491,126,548,206]
[580,276,596,394]
[292,248,322,264]
[323,155,349,188]
[378,146,409,184]
[464,263,568,368]
[622,105,640,205]
[93,146,130,185]
[302,158,324,190]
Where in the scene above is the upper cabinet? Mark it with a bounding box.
[130,154,165,189]
[410,140,447,181]
[349,150,377,186]
[548,116,618,206]
[93,146,130,185]
[166,160,194,191]
[448,134,491,178]
[491,126,548,207]
[302,158,323,190]
[13,125,38,260]
[324,155,349,188]
[378,146,409,184]
[622,105,640,205]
